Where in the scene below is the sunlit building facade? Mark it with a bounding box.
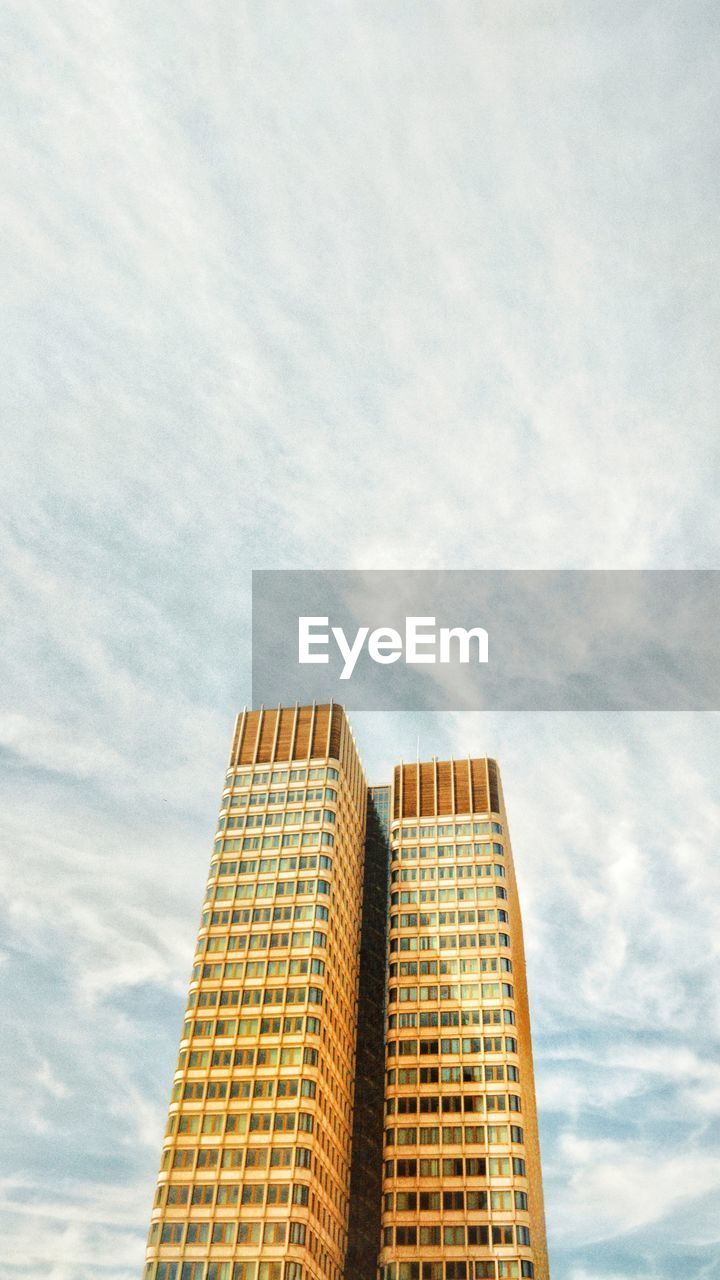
[143,707,548,1280]
[144,704,368,1280]
[378,760,548,1280]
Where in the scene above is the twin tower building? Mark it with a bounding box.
[144,704,549,1280]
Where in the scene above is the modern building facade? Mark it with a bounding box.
[144,706,549,1280]
[378,761,548,1280]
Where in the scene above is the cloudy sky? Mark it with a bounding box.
[1,3,719,1278]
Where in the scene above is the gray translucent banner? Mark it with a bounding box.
[251,570,720,711]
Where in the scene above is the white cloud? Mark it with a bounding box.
[34,1060,69,1101]
[0,1175,148,1277]
[552,1131,720,1244]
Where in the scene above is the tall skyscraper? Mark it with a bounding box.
[144,706,549,1280]
[379,761,548,1280]
[144,705,368,1280]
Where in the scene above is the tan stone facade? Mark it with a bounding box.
[143,710,549,1280]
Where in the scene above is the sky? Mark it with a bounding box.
[1,3,720,1278]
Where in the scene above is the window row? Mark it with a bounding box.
[148,1254,307,1279]
[388,1023,516,1061]
[182,1014,322,1041]
[168,1108,315,1138]
[396,885,510,906]
[389,971,512,1004]
[384,1177,527,1208]
[383,1144,525,1178]
[161,1157,303,1192]
[383,1224,531,1246]
[392,1009,510,1034]
[191,983,324,1010]
[174,1172,308,1203]
[225,766,339,787]
[218,832,334,853]
[388,957,510,978]
[391,868,506,897]
[390,938,512,964]
[386,1050,519,1083]
[391,903,510,932]
[389,930,510,954]
[152,1217,308,1246]
[387,1086,519,1114]
[391,841,505,864]
[182,1044,318,1071]
[222,786,337,809]
[209,881,331,912]
[163,1145,313,1172]
[219,810,336,833]
[209,902,331,924]
[161,1176,309,1206]
[388,1013,520,1034]
[388,1024,518,1061]
[187,992,323,1035]
[391,822,503,839]
[195,958,324,982]
[206,911,327,933]
[380,1262,534,1280]
[202,923,328,954]
[384,1115,522,1145]
[175,1075,317,1101]
[214,854,332,877]
[392,893,509,915]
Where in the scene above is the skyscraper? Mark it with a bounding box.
[144,705,368,1280]
[379,761,548,1280]
[144,706,549,1280]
